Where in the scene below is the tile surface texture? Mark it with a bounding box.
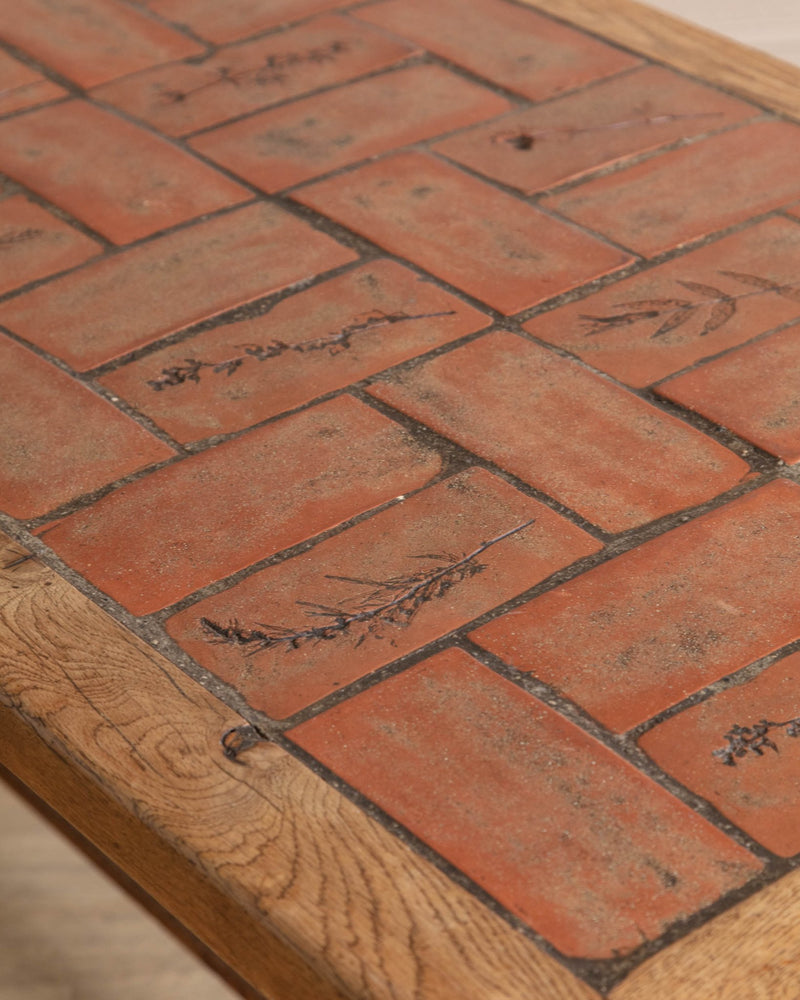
[3,0,800,994]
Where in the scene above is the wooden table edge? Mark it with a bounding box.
[4,6,800,998]
[523,0,800,119]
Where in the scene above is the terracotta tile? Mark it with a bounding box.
[523,216,800,388]
[0,101,249,245]
[639,651,800,857]
[472,480,800,732]
[356,0,640,101]
[0,0,202,88]
[190,65,509,192]
[99,260,490,443]
[166,468,601,717]
[0,50,66,116]
[0,334,175,520]
[140,0,351,45]
[295,152,631,314]
[0,195,101,295]
[368,330,749,532]
[43,395,442,615]
[658,324,800,463]
[543,122,800,257]
[434,65,756,195]
[93,16,416,138]
[0,202,355,371]
[289,647,761,957]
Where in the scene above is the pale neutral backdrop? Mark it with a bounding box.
[2,2,799,999]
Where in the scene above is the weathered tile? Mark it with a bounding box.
[523,216,800,387]
[93,15,416,137]
[166,468,601,717]
[190,64,510,191]
[43,395,442,614]
[100,260,490,442]
[0,202,356,370]
[0,334,174,519]
[295,151,632,314]
[0,101,249,244]
[543,122,800,256]
[289,647,761,957]
[472,480,800,731]
[368,330,749,532]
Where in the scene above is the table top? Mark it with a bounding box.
[2,0,800,997]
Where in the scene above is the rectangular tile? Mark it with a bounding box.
[356,0,640,100]
[0,202,356,370]
[0,0,202,87]
[289,647,761,958]
[166,467,601,717]
[368,330,749,532]
[0,334,174,520]
[93,15,417,138]
[295,151,632,314]
[42,395,442,615]
[434,64,756,195]
[523,216,800,387]
[190,64,510,191]
[543,121,800,256]
[99,259,491,443]
[0,101,249,245]
[472,480,800,731]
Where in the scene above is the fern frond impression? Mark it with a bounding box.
[201,519,535,654]
[581,270,800,340]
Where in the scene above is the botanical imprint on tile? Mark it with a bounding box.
[713,715,800,765]
[490,110,722,150]
[146,307,456,390]
[582,270,800,339]
[157,40,351,105]
[201,519,534,653]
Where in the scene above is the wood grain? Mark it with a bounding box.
[611,868,800,999]
[0,532,598,1000]
[524,0,800,119]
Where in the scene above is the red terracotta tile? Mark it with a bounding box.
[434,65,756,195]
[356,0,640,101]
[543,122,800,257]
[99,260,490,443]
[140,0,351,45]
[472,480,800,732]
[523,216,800,388]
[166,467,601,717]
[0,0,202,88]
[190,65,509,192]
[289,647,761,957]
[639,651,800,857]
[43,395,442,615]
[0,50,66,115]
[658,324,800,463]
[0,202,355,371]
[93,16,417,138]
[0,101,249,245]
[368,330,749,532]
[0,334,175,520]
[0,195,101,295]
[295,152,632,314]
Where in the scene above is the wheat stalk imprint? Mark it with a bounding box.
[201,519,534,654]
[581,271,800,340]
[147,308,455,391]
